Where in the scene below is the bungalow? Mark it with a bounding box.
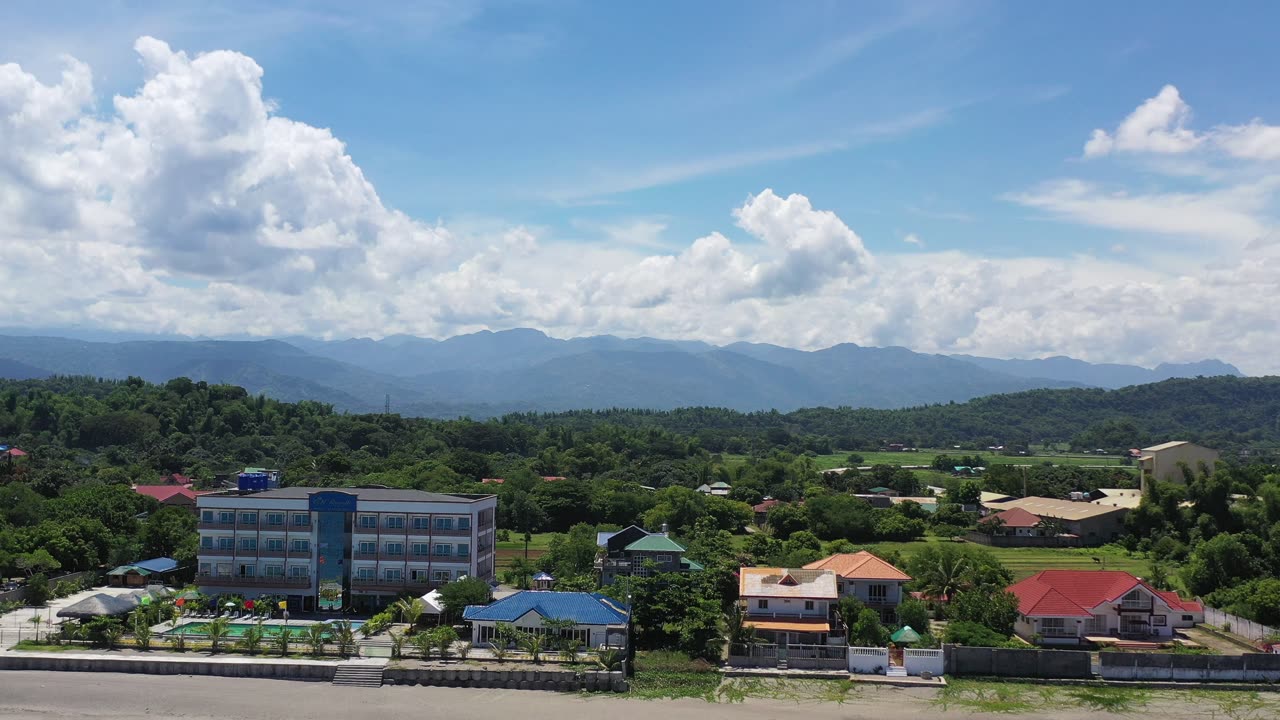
[107,556,180,587]
[969,507,1083,547]
[696,481,732,496]
[752,498,782,525]
[133,485,199,512]
[739,567,838,645]
[595,525,701,584]
[462,590,629,649]
[804,551,911,623]
[1008,570,1203,645]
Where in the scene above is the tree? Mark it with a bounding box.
[849,608,889,647]
[412,629,435,660]
[438,576,492,622]
[683,516,735,566]
[836,596,865,633]
[14,549,60,577]
[951,479,982,506]
[24,573,50,606]
[908,543,1012,601]
[393,597,426,627]
[239,620,266,655]
[944,620,1013,647]
[805,493,877,541]
[140,506,198,565]
[539,523,600,577]
[131,611,153,651]
[305,622,329,656]
[333,620,357,657]
[896,598,931,635]
[274,626,294,657]
[205,617,231,654]
[519,629,546,663]
[765,503,809,540]
[948,590,1020,636]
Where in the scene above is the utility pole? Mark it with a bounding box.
[384,393,391,415]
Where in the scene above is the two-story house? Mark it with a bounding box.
[595,525,702,585]
[804,551,912,624]
[1008,570,1203,645]
[739,567,838,645]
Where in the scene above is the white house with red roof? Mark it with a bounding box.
[1008,570,1203,644]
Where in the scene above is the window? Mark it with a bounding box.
[456,543,470,557]
[385,516,404,529]
[291,513,310,527]
[412,517,430,530]
[385,542,404,556]
[868,584,888,603]
[358,541,377,555]
[457,517,471,530]
[239,564,255,578]
[757,599,769,610]
[1121,589,1152,610]
[837,582,845,594]
[239,538,257,551]
[265,538,284,551]
[358,515,377,529]
[356,567,375,580]
[265,513,284,526]
[215,564,231,577]
[434,543,452,556]
[289,565,309,578]
[1151,615,1167,627]
[1040,618,1067,635]
[434,517,453,530]
[1085,613,1107,634]
[411,569,428,581]
[218,511,234,524]
[199,563,211,575]
[804,601,815,611]
[1182,614,1193,622]
[264,565,284,577]
[433,570,450,582]
[290,539,310,552]
[218,537,234,550]
[240,512,257,524]
[384,568,403,582]
[201,510,214,522]
[412,543,429,556]
[200,536,213,549]
[655,554,671,563]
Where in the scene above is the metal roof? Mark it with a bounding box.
[203,487,493,503]
[462,591,628,625]
[624,535,686,553]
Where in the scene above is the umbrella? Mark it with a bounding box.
[57,593,139,619]
[890,625,922,644]
[224,602,237,608]
[179,591,202,601]
[140,595,153,605]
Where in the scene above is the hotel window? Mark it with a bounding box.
[356,567,375,581]
[655,554,670,563]
[265,513,284,526]
[434,543,452,556]
[289,565,308,578]
[199,563,211,575]
[239,538,257,551]
[216,564,232,577]
[457,517,471,530]
[218,537,234,550]
[200,536,214,549]
[434,517,454,530]
[358,514,377,530]
[265,538,284,551]
[411,569,429,582]
[385,516,405,530]
[384,568,403,582]
[264,565,284,577]
[757,599,769,610]
[433,570,450,582]
[290,539,310,552]
[291,513,310,528]
[239,564,256,578]
[868,584,888,603]
[412,517,430,530]
[411,543,430,556]
[456,543,470,557]
[201,510,214,522]
[240,512,257,524]
[385,542,404,556]
[218,511,235,524]
[805,601,815,611]
[358,541,377,555]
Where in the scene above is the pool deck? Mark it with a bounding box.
[153,618,364,634]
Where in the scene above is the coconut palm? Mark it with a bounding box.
[173,631,187,652]
[132,612,153,651]
[205,617,231,654]
[412,630,434,660]
[389,630,406,660]
[393,598,425,628]
[595,647,624,671]
[305,623,329,657]
[333,620,357,657]
[913,546,972,603]
[489,642,509,662]
[274,627,294,657]
[101,623,125,650]
[240,620,266,655]
[559,639,582,662]
[519,631,546,663]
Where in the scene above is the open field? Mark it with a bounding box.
[721,450,1136,473]
[861,537,1151,580]
[495,532,555,570]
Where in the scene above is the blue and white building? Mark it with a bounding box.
[463,591,629,649]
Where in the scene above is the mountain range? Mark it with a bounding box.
[0,329,1243,417]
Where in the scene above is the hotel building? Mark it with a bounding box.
[195,487,497,612]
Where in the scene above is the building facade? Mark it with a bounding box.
[195,487,497,612]
[1140,441,1220,492]
[738,567,839,645]
[1009,570,1203,645]
[990,496,1128,545]
[804,551,911,624]
[595,525,702,585]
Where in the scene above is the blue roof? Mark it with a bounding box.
[462,591,628,625]
[533,572,554,581]
[133,557,179,573]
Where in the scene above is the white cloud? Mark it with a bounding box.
[2,40,1279,374]
[1085,84,1280,162]
[902,233,924,246]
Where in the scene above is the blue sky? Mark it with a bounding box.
[1,1,1278,371]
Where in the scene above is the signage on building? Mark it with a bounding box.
[308,491,358,513]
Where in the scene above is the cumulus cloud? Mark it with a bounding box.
[902,233,923,247]
[1,40,1279,373]
[1084,84,1280,161]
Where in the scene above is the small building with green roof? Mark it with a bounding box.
[597,527,700,585]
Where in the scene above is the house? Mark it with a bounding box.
[990,496,1128,545]
[866,486,899,497]
[696,481,732,496]
[595,525,701,584]
[853,494,894,509]
[1008,570,1203,645]
[532,572,555,590]
[480,476,566,485]
[462,590,629,649]
[107,557,180,587]
[804,551,911,623]
[1139,442,1220,492]
[753,499,782,525]
[969,507,1083,547]
[134,485,199,511]
[888,497,938,514]
[739,567,839,645]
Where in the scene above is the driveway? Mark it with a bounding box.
[1178,626,1250,655]
[0,585,148,650]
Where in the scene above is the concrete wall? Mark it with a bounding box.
[848,646,889,674]
[904,648,944,677]
[385,667,627,692]
[0,571,98,605]
[1100,652,1280,682]
[947,646,1092,679]
[0,653,335,681]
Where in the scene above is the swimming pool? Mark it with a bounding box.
[163,620,364,638]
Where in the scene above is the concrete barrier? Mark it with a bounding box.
[949,645,1091,679]
[1100,652,1280,682]
[384,667,626,692]
[0,652,335,681]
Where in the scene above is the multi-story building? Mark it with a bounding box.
[1139,441,1220,492]
[195,487,497,612]
[738,567,839,645]
[804,551,912,624]
[595,525,703,585]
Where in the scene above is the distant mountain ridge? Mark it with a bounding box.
[0,329,1243,417]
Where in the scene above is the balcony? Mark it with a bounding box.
[198,520,235,530]
[235,547,259,557]
[351,577,414,593]
[286,549,312,559]
[379,553,407,561]
[200,547,234,558]
[258,549,286,558]
[236,519,260,530]
[196,574,311,587]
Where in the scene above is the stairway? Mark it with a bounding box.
[332,662,385,688]
[886,664,907,677]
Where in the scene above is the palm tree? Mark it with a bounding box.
[240,620,266,655]
[389,630,406,660]
[915,547,972,603]
[305,623,329,657]
[173,631,187,653]
[505,557,537,590]
[433,625,458,661]
[101,624,125,650]
[274,627,294,657]
[205,617,231,654]
[412,630,434,660]
[519,631,546,663]
[333,620,357,658]
[132,612,152,651]
[559,639,582,662]
[595,647,624,671]
[393,598,425,628]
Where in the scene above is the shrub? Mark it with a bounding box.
[24,574,50,607]
[943,621,1016,647]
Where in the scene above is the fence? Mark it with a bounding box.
[848,646,889,674]
[727,643,779,668]
[787,643,847,670]
[1100,652,1280,682]
[903,648,943,677]
[0,570,98,605]
[948,646,1093,679]
[1203,607,1277,643]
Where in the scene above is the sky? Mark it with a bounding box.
[1,1,1278,373]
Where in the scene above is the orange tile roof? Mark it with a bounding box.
[743,618,831,633]
[803,551,911,581]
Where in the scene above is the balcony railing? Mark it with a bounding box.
[236,519,260,530]
[200,547,235,557]
[286,549,312,558]
[198,520,235,530]
[196,574,311,587]
[259,549,286,558]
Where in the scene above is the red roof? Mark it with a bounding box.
[133,485,197,503]
[481,476,565,485]
[1008,570,1198,618]
[3,448,28,457]
[753,499,781,513]
[981,507,1041,528]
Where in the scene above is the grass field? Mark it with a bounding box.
[494,532,555,570]
[857,537,1150,580]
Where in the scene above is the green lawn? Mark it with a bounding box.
[861,537,1152,580]
[494,531,556,570]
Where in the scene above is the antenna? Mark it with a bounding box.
[384,393,391,415]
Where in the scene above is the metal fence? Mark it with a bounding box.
[1203,607,1277,642]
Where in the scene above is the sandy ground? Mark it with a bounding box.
[2,671,1277,720]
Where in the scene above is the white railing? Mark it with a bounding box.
[848,646,889,674]
[904,648,944,676]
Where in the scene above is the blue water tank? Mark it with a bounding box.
[238,472,269,491]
